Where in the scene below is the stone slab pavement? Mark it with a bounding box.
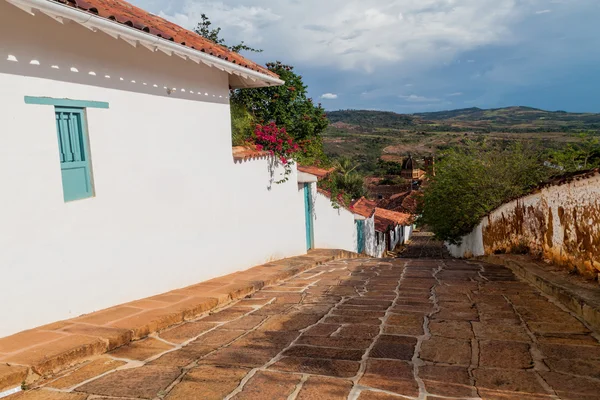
[0,249,361,393]
[7,253,600,399]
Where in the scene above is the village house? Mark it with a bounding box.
[0,0,373,338]
[374,207,414,253]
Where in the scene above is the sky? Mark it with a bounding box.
[129,0,600,113]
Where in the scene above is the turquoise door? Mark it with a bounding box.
[304,183,314,250]
[356,220,365,253]
[55,108,93,201]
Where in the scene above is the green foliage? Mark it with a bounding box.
[548,133,600,171]
[319,157,366,207]
[194,14,262,53]
[421,142,552,244]
[231,61,329,149]
[231,102,255,146]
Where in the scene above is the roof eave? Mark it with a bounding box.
[6,0,284,89]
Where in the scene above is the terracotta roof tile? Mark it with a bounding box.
[298,165,335,180]
[374,208,413,231]
[350,197,376,218]
[48,0,277,78]
[232,145,269,162]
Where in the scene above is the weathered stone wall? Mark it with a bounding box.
[448,170,600,278]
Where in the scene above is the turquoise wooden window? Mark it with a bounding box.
[54,107,94,202]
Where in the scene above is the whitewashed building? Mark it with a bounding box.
[0,0,360,337]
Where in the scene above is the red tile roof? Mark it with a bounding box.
[374,208,413,232]
[232,145,269,161]
[298,165,335,180]
[350,197,376,218]
[49,0,277,78]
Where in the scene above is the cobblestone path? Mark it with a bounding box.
[20,257,600,400]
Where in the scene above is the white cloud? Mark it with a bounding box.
[400,94,440,102]
[151,0,534,72]
[535,9,552,14]
[320,93,338,99]
[448,92,463,96]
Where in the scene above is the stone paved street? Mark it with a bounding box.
[14,247,600,399]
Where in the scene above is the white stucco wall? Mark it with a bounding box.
[312,190,358,253]
[363,215,381,257]
[446,222,485,258]
[0,4,307,337]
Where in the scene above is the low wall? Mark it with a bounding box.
[313,190,358,253]
[448,170,600,278]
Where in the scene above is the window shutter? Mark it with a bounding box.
[54,108,93,201]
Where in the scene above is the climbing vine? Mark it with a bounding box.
[252,122,303,183]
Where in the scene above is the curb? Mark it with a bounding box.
[480,254,600,332]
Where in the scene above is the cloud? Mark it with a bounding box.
[152,0,533,72]
[400,94,440,102]
[535,9,552,14]
[320,93,338,100]
[448,92,464,97]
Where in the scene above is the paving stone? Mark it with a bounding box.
[4,335,107,376]
[527,322,591,334]
[0,364,29,391]
[165,365,249,400]
[11,391,87,400]
[479,340,533,369]
[149,345,214,367]
[283,346,363,361]
[296,336,372,349]
[428,320,473,339]
[259,313,322,331]
[535,333,600,346]
[331,309,386,318]
[369,335,417,360]
[473,368,549,399]
[269,357,360,378]
[432,306,479,321]
[544,358,600,379]
[199,345,279,368]
[538,343,600,360]
[232,370,301,400]
[359,359,418,396]
[419,337,471,365]
[191,329,246,347]
[159,321,218,344]
[109,337,174,361]
[322,315,382,325]
[75,365,181,398]
[540,371,600,400]
[357,390,401,399]
[222,315,268,330]
[296,376,353,400]
[47,358,126,389]
[202,309,250,323]
[472,322,530,342]
[236,331,299,347]
[419,364,474,397]
[337,325,380,339]
[302,324,340,337]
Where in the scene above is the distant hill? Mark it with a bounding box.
[323,107,600,176]
[327,107,600,133]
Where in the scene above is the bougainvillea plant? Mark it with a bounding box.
[253,122,303,183]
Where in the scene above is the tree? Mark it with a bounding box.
[194,14,262,53]
[230,61,329,164]
[420,142,551,244]
[548,133,600,171]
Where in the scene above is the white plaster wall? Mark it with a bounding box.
[373,231,387,258]
[404,225,414,244]
[363,215,380,257]
[0,4,307,337]
[312,191,358,253]
[446,222,485,258]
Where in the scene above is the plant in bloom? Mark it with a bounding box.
[252,122,303,183]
